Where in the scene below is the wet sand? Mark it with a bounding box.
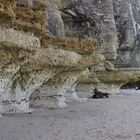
[1,95,140,140]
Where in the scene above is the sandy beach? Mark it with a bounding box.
[1,95,140,140]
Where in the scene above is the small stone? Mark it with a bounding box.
[104,61,114,71]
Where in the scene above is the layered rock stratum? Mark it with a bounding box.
[0,0,140,116]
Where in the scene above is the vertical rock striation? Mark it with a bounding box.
[1,0,140,116]
[45,0,140,66]
[45,0,65,37]
[61,0,118,60]
[113,0,140,67]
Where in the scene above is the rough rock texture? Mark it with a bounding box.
[43,0,140,99]
[45,0,140,66]
[45,0,65,37]
[45,0,118,60]
[77,69,140,97]
[112,0,140,67]
[30,70,88,108]
[0,0,140,116]
[0,0,102,115]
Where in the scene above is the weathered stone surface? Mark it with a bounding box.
[0,0,15,25]
[104,61,114,71]
[77,69,140,97]
[44,37,96,54]
[44,0,140,66]
[45,0,65,37]
[17,0,33,7]
[0,28,41,49]
[0,1,105,113]
[1,0,140,117]
[113,0,140,67]
[45,0,118,60]
[30,69,89,108]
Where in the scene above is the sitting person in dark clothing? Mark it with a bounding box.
[91,87,111,98]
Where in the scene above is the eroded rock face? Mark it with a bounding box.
[62,0,118,60]
[30,69,89,108]
[77,69,140,97]
[0,25,100,114]
[0,28,41,49]
[45,0,65,37]
[1,0,140,116]
[113,0,140,67]
[0,0,100,115]
[0,27,98,114]
[45,0,118,59]
[45,0,140,66]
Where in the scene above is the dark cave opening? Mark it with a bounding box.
[120,81,140,89]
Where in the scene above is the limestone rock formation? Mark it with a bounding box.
[45,0,140,66]
[113,0,140,67]
[45,0,118,60]
[0,0,140,116]
[0,0,103,115]
[77,69,140,97]
[45,0,65,37]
